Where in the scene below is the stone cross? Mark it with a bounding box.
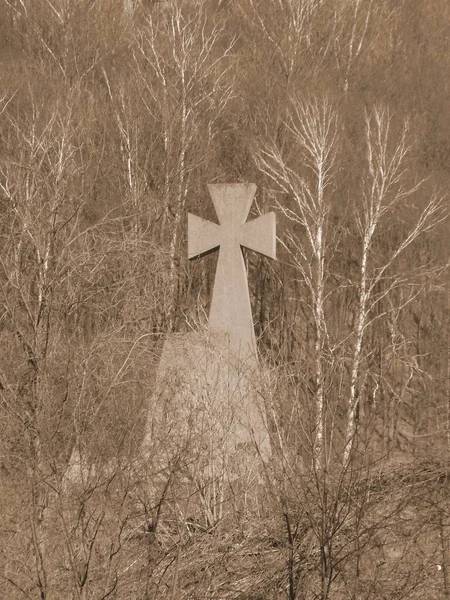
[188,183,276,358]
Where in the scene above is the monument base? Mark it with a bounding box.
[142,331,270,481]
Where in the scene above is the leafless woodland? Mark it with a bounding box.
[1,1,449,598]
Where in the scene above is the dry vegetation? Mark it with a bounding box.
[1,1,450,598]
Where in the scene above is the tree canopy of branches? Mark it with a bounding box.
[0,1,449,599]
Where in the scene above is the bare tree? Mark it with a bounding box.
[253,97,447,599]
[255,96,339,469]
[343,107,445,465]
[133,1,235,330]
[0,89,91,599]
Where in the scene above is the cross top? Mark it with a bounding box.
[188,183,276,357]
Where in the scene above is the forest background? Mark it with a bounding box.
[1,1,450,599]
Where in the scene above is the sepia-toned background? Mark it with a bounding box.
[1,1,449,598]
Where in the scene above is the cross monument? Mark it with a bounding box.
[143,183,276,474]
[188,183,276,360]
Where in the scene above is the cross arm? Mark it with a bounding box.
[188,213,221,259]
[240,212,276,260]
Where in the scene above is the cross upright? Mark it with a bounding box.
[188,183,276,359]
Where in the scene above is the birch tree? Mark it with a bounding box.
[255,97,339,468]
[343,107,445,465]
[133,1,235,330]
[334,0,374,92]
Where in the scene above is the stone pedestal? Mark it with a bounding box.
[142,331,270,468]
